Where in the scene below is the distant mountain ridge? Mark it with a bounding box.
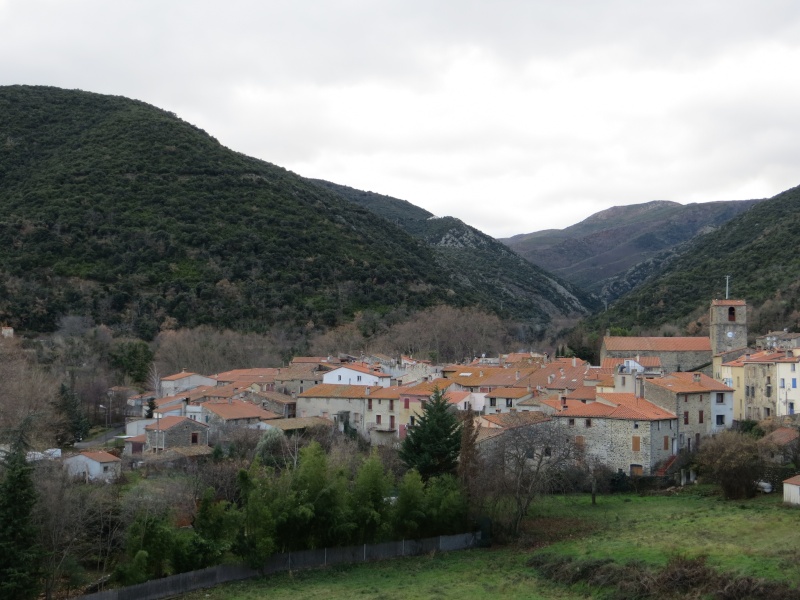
[308,180,600,330]
[589,183,800,334]
[502,199,763,302]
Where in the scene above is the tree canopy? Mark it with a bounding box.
[399,388,462,481]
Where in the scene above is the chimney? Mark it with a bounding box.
[479,370,483,378]
[693,373,701,383]
[365,386,369,395]
[515,370,520,381]
[572,356,577,367]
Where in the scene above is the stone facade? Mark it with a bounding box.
[644,373,733,452]
[145,416,209,451]
[554,414,675,476]
[709,299,748,356]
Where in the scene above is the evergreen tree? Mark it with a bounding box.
[0,431,42,600]
[56,384,90,445]
[145,398,157,419]
[399,387,461,481]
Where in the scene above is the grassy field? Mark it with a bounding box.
[179,487,800,599]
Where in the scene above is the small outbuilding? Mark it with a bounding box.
[64,450,122,482]
[782,474,800,505]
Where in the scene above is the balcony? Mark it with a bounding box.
[367,421,397,432]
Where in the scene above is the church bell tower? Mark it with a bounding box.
[709,298,748,355]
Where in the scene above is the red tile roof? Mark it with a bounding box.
[446,391,472,405]
[603,337,711,352]
[784,474,800,486]
[203,399,280,421]
[213,368,279,384]
[761,427,799,447]
[601,357,663,368]
[80,450,121,463]
[648,372,733,393]
[481,411,550,428]
[711,299,747,306]
[145,416,207,431]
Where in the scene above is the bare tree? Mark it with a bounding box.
[476,419,577,536]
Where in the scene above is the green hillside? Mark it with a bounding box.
[0,85,597,339]
[593,184,800,332]
[310,180,600,327]
[0,86,490,337]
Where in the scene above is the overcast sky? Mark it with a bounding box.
[3,1,800,238]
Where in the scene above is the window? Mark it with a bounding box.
[585,419,592,428]
[728,306,736,322]
[103,465,109,472]
[793,364,797,372]
[338,375,342,381]
[191,432,198,444]
[357,375,362,382]
[684,394,688,403]
[716,415,725,426]
[368,399,373,410]
[684,411,689,425]
[376,415,382,425]
[489,398,497,407]
[404,398,410,409]
[765,407,771,417]
[633,422,639,429]
[506,398,513,408]
[632,436,641,452]
[390,415,395,429]
[794,379,797,389]
[568,418,575,427]
[544,447,552,457]
[663,436,670,451]
[389,399,394,412]
[716,393,725,404]
[781,378,786,388]
[698,410,704,424]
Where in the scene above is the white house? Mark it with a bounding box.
[64,451,121,482]
[160,371,216,397]
[783,474,800,505]
[322,364,392,388]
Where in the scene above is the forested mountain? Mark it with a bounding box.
[309,180,600,333]
[502,199,762,302]
[588,184,800,334]
[0,85,594,339]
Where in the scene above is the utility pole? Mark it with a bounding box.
[725,275,731,300]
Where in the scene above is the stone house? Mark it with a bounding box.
[254,390,297,418]
[759,427,800,464]
[549,393,677,476]
[200,398,279,428]
[64,450,122,482]
[274,365,325,397]
[144,415,209,452]
[644,372,733,452]
[601,336,712,375]
[297,383,380,438]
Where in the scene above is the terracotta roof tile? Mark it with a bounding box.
[603,337,711,352]
[145,415,208,431]
[760,427,799,447]
[711,299,747,306]
[203,399,280,421]
[79,450,121,463]
[162,371,198,381]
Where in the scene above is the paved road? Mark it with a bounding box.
[74,425,126,449]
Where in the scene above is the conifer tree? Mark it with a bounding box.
[0,430,42,600]
[399,388,461,481]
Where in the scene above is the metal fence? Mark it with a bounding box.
[73,532,480,600]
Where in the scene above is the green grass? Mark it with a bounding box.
[526,487,800,584]
[180,549,584,600]
[176,488,800,599]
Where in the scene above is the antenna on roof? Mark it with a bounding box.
[725,275,731,300]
